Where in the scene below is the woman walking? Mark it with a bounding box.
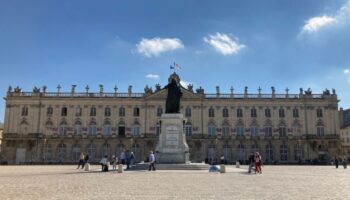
[255,152,262,174]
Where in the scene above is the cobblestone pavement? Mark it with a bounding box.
[0,165,349,200]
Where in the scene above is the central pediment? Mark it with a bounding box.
[145,86,203,100]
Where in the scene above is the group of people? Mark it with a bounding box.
[100,150,136,172]
[334,156,348,169]
[76,153,90,169]
[248,152,262,174]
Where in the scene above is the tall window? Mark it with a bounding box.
[103,122,111,136]
[185,107,191,117]
[119,107,125,117]
[75,106,82,116]
[118,121,125,136]
[57,143,67,162]
[317,108,323,118]
[47,106,53,116]
[237,108,243,118]
[222,108,229,118]
[265,108,271,118]
[101,143,110,158]
[317,126,325,136]
[88,122,97,135]
[59,122,67,135]
[133,107,140,117]
[264,126,272,137]
[61,107,67,116]
[157,107,163,117]
[87,143,96,161]
[90,106,96,116]
[74,121,82,135]
[21,106,29,116]
[72,144,81,161]
[280,144,288,161]
[105,107,111,117]
[293,108,299,118]
[237,144,245,162]
[208,124,216,137]
[251,108,257,118]
[265,144,274,162]
[279,108,285,118]
[208,107,215,117]
[207,144,216,164]
[236,125,244,136]
[279,125,287,137]
[251,126,259,137]
[295,143,301,161]
[132,124,140,136]
[222,124,230,136]
[156,122,161,136]
[185,122,192,137]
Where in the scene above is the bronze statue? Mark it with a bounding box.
[165,78,182,113]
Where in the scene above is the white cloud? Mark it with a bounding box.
[203,33,245,55]
[136,37,184,57]
[301,1,350,34]
[302,16,337,33]
[145,74,159,80]
[180,80,192,89]
[344,69,350,83]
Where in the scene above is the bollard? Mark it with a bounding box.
[236,161,240,168]
[220,164,226,173]
[84,163,90,171]
[118,164,123,173]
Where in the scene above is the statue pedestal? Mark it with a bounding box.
[156,113,189,164]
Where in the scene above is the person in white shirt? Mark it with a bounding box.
[148,151,156,171]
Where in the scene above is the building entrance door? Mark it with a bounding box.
[16,148,26,164]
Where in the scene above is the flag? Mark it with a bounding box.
[170,65,174,69]
[174,62,181,69]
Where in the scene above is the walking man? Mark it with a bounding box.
[148,151,156,171]
[77,153,84,169]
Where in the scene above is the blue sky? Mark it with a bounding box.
[1,0,350,123]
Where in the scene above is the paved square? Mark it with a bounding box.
[0,165,348,200]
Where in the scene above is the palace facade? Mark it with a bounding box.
[1,73,341,164]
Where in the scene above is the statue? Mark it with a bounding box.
[165,78,182,113]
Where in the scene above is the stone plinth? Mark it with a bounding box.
[156,113,189,164]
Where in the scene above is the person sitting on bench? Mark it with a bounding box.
[100,155,109,172]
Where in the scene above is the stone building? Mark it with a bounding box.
[339,108,350,159]
[1,73,341,164]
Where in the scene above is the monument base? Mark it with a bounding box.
[156,113,190,164]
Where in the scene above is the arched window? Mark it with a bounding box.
[75,106,82,116]
[222,108,229,118]
[57,143,67,162]
[207,144,216,164]
[59,121,68,135]
[223,144,232,163]
[100,143,111,158]
[265,144,274,163]
[61,107,67,116]
[132,123,140,136]
[236,121,244,136]
[133,107,140,117]
[74,120,82,135]
[185,122,192,137]
[237,108,243,118]
[264,121,273,138]
[47,106,53,116]
[280,144,288,161]
[279,121,287,137]
[104,107,111,117]
[72,144,81,161]
[103,121,111,136]
[21,106,29,116]
[222,122,230,137]
[132,143,141,163]
[90,106,96,116]
[208,107,215,117]
[251,125,259,137]
[119,107,125,117]
[208,123,216,137]
[87,143,96,161]
[237,144,245,162]
[88,121,97,135]
[185,107,191,117]
[157,107,163,117]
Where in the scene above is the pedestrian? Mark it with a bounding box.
[130,152,135,167]
[148,151,156,171]
[100,155,109,172]
[343,157,347,169]
[248,152,254,173]
[82,153,89,169]
[126,150,131,169]
[77,153,84,169]
[120,150,126,165]
[111,155,117,170]
[334,156,339,168]
[255,152,262,174]
[220,155,225,164]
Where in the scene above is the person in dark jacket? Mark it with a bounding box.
[82,153,89,169]
[334,156,339,169]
